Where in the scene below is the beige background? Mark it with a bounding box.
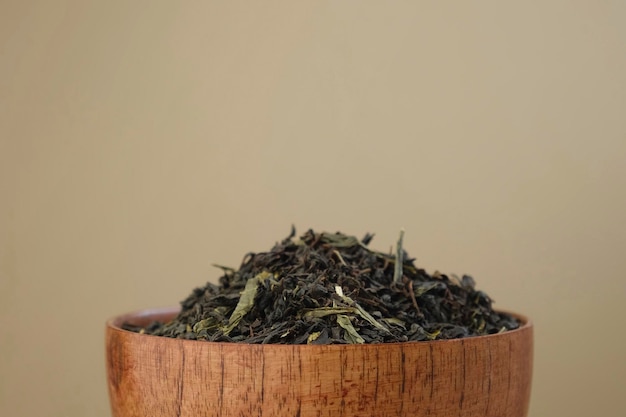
[1,1,625,416]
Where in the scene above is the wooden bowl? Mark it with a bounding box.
[106,307,533,417]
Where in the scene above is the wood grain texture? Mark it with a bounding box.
[106,307,533,417]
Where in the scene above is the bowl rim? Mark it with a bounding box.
[106,306,532,348]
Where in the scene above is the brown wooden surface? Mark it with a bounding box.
[106,307,533,417]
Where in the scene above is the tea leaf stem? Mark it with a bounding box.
[393,229,405,284]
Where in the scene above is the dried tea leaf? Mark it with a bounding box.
[211,263,236,274]
[335,286,391,334]
[320,233,361,248]
[413,282,442,297]
[393,229,404,283]
[192,316,220,333]
[303,307,356,318]
[382,318,406,328]
[221,271,272,335]
[307,331,321,344]
[426,329,441,340]
[337,315,364,344]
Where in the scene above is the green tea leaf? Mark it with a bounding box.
[192,316,220,333]
[221,271,272,335]
[303,307,356,318]
[413,282,442,297]
[426,329,441,340]
[354,303,391,333]
[307,332,321,344]
[335,286,391,334]
[382,317,406,328]
[337,315,364,344]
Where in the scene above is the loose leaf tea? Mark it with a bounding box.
[125,228,519,344]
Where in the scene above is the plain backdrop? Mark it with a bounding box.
[1,1,625,416]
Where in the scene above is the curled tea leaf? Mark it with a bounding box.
[221,271,272,335]
[337,315,364,344]
[192,316,220,333]
[335,286,391,334]
[307,332,321,344]
[413,282,443,297]
[320,233,361,248]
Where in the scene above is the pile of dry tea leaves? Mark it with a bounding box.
[125,228,519,344]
